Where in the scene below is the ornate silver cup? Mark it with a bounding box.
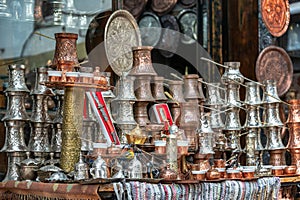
[205,82,224,105]
[197,115,215,155]
[2,152,25,181]
[115,100,136,125]
[262,80,281,104]
[244,82,262,105]
[1,120,28,152]
[32,66,53,95]
[51,90,64,154]
[265,126,285,150]
[81,119,95,152]
[225,130,241,151]
[5,64,30,93]
[114,75,136,101]
[2,92,29,121]
[224,107,242,131]
[245,129,257,166]
[262,103,284,127]
[210,105,225,130]
[226,83,242,107]
[221,62,244,85]
[244,105,262,128]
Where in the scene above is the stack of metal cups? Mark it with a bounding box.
[181,74,203,152]
[29,66,53,162]
[286,99,300,174]
[128,46,157,128]
[221,62,243,153]
[243,82,264,166]
[262,80,286,166]
[1,64,30,181]
[112,75,137,144]
[51,90,64,158]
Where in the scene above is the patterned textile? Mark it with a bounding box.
[123,177,281,200]
[0,181,100,200]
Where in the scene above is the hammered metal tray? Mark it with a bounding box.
[104,10,141,76]
[255,45,293,96]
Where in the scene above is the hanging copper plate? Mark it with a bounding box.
[261,0,290,37]
[123,0,148,19]
[151,0,178,16]
[104,10,141,76]
[255,45,293,96]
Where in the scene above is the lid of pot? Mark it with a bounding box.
[20,152,40,166]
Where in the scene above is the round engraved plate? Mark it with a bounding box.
[256,45,293,96]
[138,12,162,47]
[177,9,197,44]
[151,0,177,15]
[261,0,290,37]
[104,10,142,76]
[123,0,148,19]
[158,14,180,58]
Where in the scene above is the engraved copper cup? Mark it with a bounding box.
[168,80,186,103]
[198,78,206,101]
[151,76,167,102]
[290,148,300,174]
[134,76,154,101]
[269,149,286,166]
[183,74,201,101]
[129,46,157,76]
[287,122,300,149]
[52,32,79,69]
[286,99,300,124]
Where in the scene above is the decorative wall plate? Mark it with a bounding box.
[138,12,162,47]
[261,0,290,37]
[256,45,293,96]
[104,10,141,76]
[151,0,178,15]
[123,0,148,19]
[158,14,180,58]
[177,9,197,44]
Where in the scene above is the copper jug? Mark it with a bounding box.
[286,99,300,124]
